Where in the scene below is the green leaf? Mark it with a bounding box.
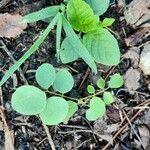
[36,63,56,89]
[83,28,120,66]
[11,85,47,115]
[66,0,99,33]
[62,16,97,74]
[56,14,63,60]
[53,69,74,93]
[0,13,60,87]
[97,78,105,89]
[39,96,68,125]
[108,73,124,88]
[85,0,110,16]
[21,6,60,23]
[64,101,78,123]
[60,37,79,63]
[87,85,95,94]
[99,18,115,27]
[86,97,106,121]
[103,92,114,105]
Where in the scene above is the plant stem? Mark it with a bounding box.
[43,124,56,150]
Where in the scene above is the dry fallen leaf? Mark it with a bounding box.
[124,0,150,27]
[124,67,140,91]
[0,13,27,38]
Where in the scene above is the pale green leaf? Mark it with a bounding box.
[85,0,110,16]
[60,37,79,63]
[97,78,105,89]
[36,63,56,89]
[39,96,68,125]
[66,0,99,33]
[62,16,97,74]
[83,28,120,65]
[108,73,124,88]
[103,92,114,105]
[86,97,106,121]
[64,101,78,123]
[53,69,74,93]
[0,13,60,87]
[99,18,115,27]
[12,85,47,115]
[21,6,60,23]
[87,85,95,94]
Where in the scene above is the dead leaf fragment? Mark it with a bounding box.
[0,13,27,38]
[124,67,140,91]
[124,0,150,27]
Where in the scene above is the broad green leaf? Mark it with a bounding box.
[36,63,56,89]
[87,85,95,94]
[39,96,68,125]
[64,101,78,123]
[83,28,120,66]
[62,16,97,74]
[0,13,60,87]
[85,0,110,16]
[103,92,114,105]
[99,18,115,27]
[53,69,74,93]
[108,73,124,88]
[60,37,79,63]
[97,78,105,89]
[66,0,99,33]
[56,14,62,60]
[12,85,46,115]
[86,97,106,121]
[21,6,60,23]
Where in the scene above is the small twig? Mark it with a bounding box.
[43,124,56,150]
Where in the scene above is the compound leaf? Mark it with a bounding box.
[86,97,106,121]
[21,6,60,23]
[11,85,47,115]
[85,0,110,16]
[36,63,56,89]
[103,92,114,105]
[108,73,124,88]
[60,37,79,63]
[66,0,99,33]
[39,96,68,125]
[53,69,74,93]
[83,28,120,66]
[64,101,78,123]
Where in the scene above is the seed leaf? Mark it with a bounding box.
[11,85,47,115]
[64,101,78,123]
[66,0,99,33]
[108,73,124,88]
[36,63,56,89]
[103,92,114,105]
[87,85,95,94]
[53,69,74,93]
[39,96,68,125]
[85,0,110,16]
[83,29,120,65]
[86,97,106,121]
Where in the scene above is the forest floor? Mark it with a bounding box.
[0,0,150,149]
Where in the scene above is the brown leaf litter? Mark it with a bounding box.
[0,13,27,38]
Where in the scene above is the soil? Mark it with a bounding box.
[0,0,150,150]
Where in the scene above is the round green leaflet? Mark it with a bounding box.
[36,63,56,89]
[11,85,47,115]
[39,96,68,125]
[97,78,105,89]
[103,92,114,105]
[53,69,74,93]
[87,85,95,94]
[108,73,124,88]
[86,97,106,121]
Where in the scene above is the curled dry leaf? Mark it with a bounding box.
[124,0,150,27]
[0,13,27,38]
